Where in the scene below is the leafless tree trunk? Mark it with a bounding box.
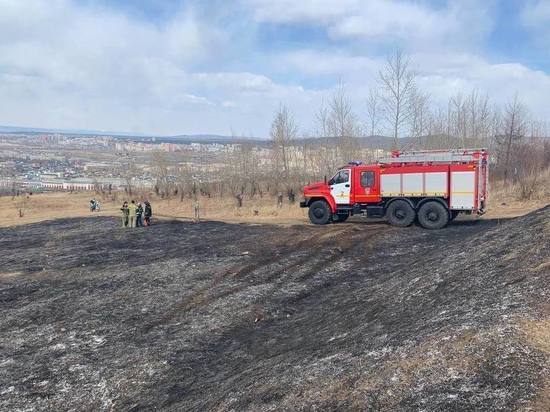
[15,195,29,218]
[314,100,339,174]
[270,104,298,180]
[121,151,140,196]
[379,50,416,149]
[408,87,431,148]
[151,151,172,198]
[327,82,360,163]
[498,94,528,182]
[366,87,381,137]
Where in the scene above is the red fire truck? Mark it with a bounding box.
[300,149,489,229]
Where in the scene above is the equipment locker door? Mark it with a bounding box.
[450,170,476,210]
[329,169,351,205]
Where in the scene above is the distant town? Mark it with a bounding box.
[0,133,248,193]
[0,131,276,195]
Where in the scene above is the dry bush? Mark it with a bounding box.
[491,168,550,204]
[491,140,550,202]
[14,194,29,217]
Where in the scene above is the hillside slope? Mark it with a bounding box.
[0,208,549,411]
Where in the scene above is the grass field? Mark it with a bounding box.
[0,191,309,228]
[0,185,548,228]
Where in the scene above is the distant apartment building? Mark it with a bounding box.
[0,177,142,193]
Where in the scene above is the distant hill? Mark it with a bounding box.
[0,125,264,143]
[0,124,151,137]
[5,124,526,148]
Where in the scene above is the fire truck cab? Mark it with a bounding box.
[300,149,489,229]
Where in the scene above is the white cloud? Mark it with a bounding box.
[0,0,549,137]
[0,0,243,134]
[412,52,550,120]
[0,0,326,136]
[245,0,494,49]
[279,50,379,76]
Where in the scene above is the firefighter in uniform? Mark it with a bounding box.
[127,200,137,228]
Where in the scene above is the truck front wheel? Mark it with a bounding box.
[418,201,449,229]
[308,200,331,225]
[386,200,415,227]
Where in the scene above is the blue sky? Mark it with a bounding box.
[1,0,550,136]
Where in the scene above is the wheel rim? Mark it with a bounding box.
[427,211,439,221]
[313,208,324,218]
[395,209,406,220]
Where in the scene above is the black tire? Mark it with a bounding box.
[332,213,349,223]
[308,200,331,225]
[418,201,449,229]
[386,200,415,227]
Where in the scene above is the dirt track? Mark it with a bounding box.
[1,210,549,411]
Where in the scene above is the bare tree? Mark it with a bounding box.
[513,139,549,199]
[530,119,549,139]
[408,87,431,148]
[270,104,298,180]
[151,151,172,198]
[498,93,528,182]
[448,92,467,147]
[326,82,360,162]
[366,87,381,137]
[15,194,29,218]
[120,151,140,196]
[175,161,193,201]
[466,90,491,144]
[443,89,494,148]
[488,103,502,152]
[379,50,416,148]
[315,98,329,138]
[314,100,339,174]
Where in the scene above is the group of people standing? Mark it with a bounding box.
[121,200,152,228]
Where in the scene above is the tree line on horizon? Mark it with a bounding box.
[118,51,549,206]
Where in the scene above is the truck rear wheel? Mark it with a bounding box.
[308,200,331,225]
[386,200,415,227]
[418,201,449,229]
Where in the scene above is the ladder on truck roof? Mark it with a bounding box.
[377,148,487,165]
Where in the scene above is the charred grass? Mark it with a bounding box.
[0,207,549,411]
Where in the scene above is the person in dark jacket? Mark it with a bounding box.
[120,201,129,227]
[136,202,143,227]
[143,200,152,226]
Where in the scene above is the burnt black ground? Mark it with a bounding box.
[1,209,549,411]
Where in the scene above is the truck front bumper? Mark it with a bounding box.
[299,199,308,208]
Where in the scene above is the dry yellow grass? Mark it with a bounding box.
[0,191,309,228]
[0,187,547,228]
[486,169,550,219]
